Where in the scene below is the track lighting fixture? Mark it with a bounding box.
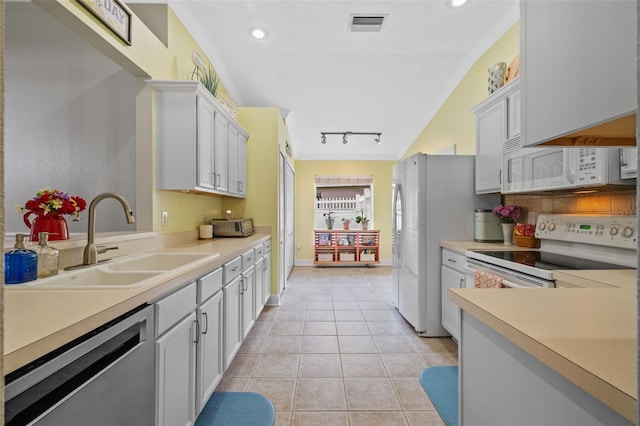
[320,131,382,145]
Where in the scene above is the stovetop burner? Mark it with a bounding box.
[477,250,633,271]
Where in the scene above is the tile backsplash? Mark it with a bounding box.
[504,188,637,223]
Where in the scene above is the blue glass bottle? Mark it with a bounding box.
[5,234,38,284]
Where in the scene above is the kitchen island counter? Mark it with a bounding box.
[449,285,637,424]
[4,233,271,374]
[553,268,637,290]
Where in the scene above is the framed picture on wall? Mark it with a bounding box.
[77,0,132,45]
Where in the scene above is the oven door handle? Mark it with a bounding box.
[465,265,530,288]
[464,262,552,288]
[501,279,533,289]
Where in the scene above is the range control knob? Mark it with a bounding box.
[622,226,635,238]
[547,223,556,231]
[538,222,546,231]
[610,227,619,236]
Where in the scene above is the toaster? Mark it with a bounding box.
[211,218,255,237]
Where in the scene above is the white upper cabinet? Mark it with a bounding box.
[197,96,216,190]
[148,80,248,197]
[472,79,520,194]
[227,126,248,197]
[521,0,637,147]
[213,113,229,193]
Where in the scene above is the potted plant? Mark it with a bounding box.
[492,204,522,245]
[355,215,369,230]
[342,218,351,230]
[323,212,336,229]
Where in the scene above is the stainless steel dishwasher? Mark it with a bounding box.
[5,304,155,425]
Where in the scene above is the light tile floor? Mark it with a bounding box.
[215,266,458,426]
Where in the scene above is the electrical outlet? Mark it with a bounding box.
[161,211,169,227]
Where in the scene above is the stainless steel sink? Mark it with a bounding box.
[107,253,217,272]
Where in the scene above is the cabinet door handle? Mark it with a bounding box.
[459,278,465,287]
[239,279,244,294]
[202,312,209,335]
[244,277,248,292]
[447,258,456,263]
[193,319,200,344]
[232,266,239,272]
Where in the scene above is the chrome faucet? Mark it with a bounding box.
[66,192,135,270]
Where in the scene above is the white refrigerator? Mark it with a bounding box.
[391,153,498,336]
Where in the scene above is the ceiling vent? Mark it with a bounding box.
[349,14,387,32]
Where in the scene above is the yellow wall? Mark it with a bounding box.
[228,108,280,226]
[230,107,293,294]
[403,23,520,158]
[35,2,232,233]
[295,161,395,262]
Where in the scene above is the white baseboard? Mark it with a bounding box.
[265,294,281,306]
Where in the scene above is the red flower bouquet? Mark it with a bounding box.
[19,188,87,221]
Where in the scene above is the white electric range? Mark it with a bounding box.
[465,214,637,288]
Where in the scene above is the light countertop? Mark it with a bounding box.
[449,285,637,423]
[440,240,537,254]
[4,233,271,374]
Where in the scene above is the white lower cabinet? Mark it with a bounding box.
[156,313,197,426]
[254,257,264,319]
[262,251,272,306]
[441,249,466,342]
[155,282,198,426]
[155,241,271,425]
[223,274,243,370]
[155,267,225,426]
[241,265,256,339]
[196,291,224,413]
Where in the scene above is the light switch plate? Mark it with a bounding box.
[161,211,168,227]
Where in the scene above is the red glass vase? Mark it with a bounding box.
[23,211,70,241]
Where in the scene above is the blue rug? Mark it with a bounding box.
[419,366,458,426]
[195,392,276,426]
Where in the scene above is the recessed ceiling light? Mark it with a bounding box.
[449,0,468,7]
[249,27,268,39]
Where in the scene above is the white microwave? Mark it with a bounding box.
[502,147,635,193]
[620,147,637,179]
